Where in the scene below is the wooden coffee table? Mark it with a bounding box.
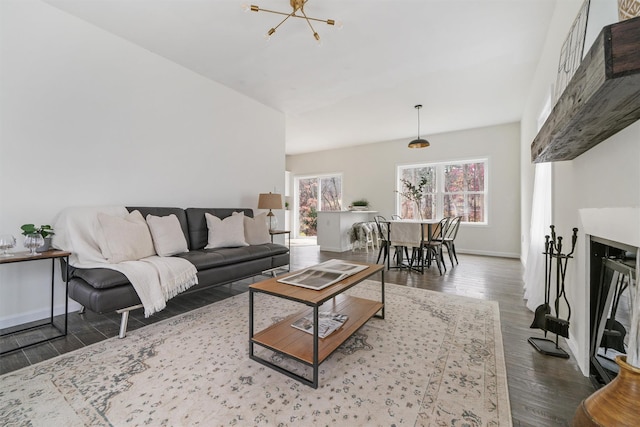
[249,262,384,388]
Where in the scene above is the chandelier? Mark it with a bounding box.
[245,0,339,42]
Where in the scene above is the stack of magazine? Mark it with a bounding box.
[291,311,348,338]
[277,259,368,290]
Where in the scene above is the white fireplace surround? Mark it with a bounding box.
[572,207,640,374]
[580,208,640,249]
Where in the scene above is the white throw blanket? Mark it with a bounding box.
[389,221,423,248]
[53,206,198,317]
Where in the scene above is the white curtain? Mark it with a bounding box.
[628,251,639,367]
[523,163,552,312]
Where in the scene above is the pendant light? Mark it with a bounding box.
[408,104,430,149]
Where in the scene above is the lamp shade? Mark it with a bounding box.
[408,138,430,148]
[258,193,283,210]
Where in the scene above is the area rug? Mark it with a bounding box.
[0,281,511,426]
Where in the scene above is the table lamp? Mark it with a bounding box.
[258,192,283,230]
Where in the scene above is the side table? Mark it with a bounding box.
[269,229,291,249]
[0,250,70,355]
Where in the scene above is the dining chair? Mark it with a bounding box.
[385,218,415,271]
[421,217,449,275]
[351,222,375,253]
[368,221,381,250]
[373,216,391,264]
[441,216,462,266]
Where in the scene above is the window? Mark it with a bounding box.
[398,166,436,220]
[397,159,487,223]
[295,174,342,237]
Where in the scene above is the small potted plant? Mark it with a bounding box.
[20,224,55,253]
[350,199,370,211]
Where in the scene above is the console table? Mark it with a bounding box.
[0,250,70,355]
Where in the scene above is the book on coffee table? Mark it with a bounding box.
[291,311,349,338]
[277,259,368,290]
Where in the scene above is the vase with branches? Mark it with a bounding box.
[397,176,428,220]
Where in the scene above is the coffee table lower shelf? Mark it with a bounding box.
[253,294,382,363]
[250,294,383,388]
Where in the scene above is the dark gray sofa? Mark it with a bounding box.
[64,207,289,337]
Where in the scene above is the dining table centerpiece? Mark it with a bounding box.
[397,177,428,220]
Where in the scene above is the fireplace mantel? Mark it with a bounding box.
[531,16,640,163]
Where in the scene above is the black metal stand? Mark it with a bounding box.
[528,226,577,360]
[528,337,569,358]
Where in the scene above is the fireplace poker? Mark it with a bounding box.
[530,235,552,333]
[529,226,577,358]
[545,228,578,340]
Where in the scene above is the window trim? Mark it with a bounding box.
[396,158,488,225]
[293,172,344,238]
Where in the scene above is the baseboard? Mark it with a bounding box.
[0,300,82,330]
[457,249,521,259]
[317,247,520,258]
[319,246,349,253]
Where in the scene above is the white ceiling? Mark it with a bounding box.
[45,0,557,154]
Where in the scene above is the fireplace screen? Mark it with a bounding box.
[590,240,637,385]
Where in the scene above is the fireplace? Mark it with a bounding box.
[588,236,637,387]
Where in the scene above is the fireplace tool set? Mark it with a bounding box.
[529,225,578,358]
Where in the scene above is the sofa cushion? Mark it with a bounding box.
[146,214,189,256]
[97,210,156,263]
[73,268,130,289]
[127,207,190,248]
[178,244,287,270]
[185,208,253,250]
[204,212,249,249]
[69,276,141,313]
[234,211,270,245]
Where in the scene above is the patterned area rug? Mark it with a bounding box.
[0,281,511,426]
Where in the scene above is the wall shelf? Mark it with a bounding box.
[531,16,640,163]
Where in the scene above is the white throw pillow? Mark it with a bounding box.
[233,211,271,245]
[204,212,248,249]
[97,210,156,263]
[146,214,189,256]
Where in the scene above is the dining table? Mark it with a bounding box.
[387,219,441,273]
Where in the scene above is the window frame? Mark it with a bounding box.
[396,158,488,225]
[293,172,343,238]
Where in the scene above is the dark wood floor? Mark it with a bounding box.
[0,244,595,426]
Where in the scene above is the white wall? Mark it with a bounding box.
[0,0,285,327]
[287,122,521,258]
[520,0,640,374]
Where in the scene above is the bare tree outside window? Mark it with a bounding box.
[444,162,485,222]
[398,160,486,223]
[296,175,342,237]
[398,167,435,220]
[298,178,318,236]
[321,176,342,211]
